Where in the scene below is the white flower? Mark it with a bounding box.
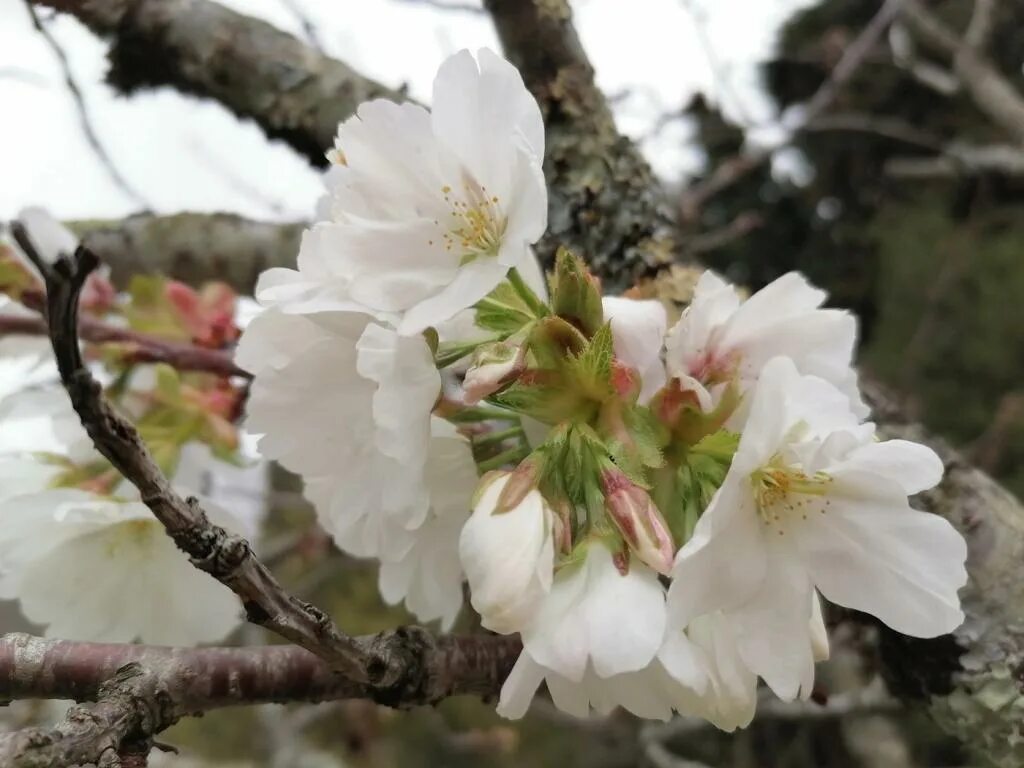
[667,356,966,701]
[499,653,676,721]
[657,611,758,731]
[311,48,546,335]
[602,296,667,403]
[377,418,478,629]
[496,540,666,719]
[664,271,866,421]
[0,489,241,644]
[458,471,555,634]
[658,591,830,731]
[236,301,440,559]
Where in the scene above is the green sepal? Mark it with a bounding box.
[549,248,603,337]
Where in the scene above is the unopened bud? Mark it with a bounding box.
[550,248,603,336]
[463,341,527,405]
[601,468,675,575]
[495,459,540,514]
[551,498,573,554]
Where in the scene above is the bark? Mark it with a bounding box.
[483,0,680,289]
[0,633,520,711]
[864,382,1024,768]
[0,633,521,766]
[31,0,403,166]
[72,213,303,293]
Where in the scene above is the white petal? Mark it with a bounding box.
[497,652,547,719]
[603,296,668,401]
[522,542,665,681]
[833,439,943,496]
[398,256,510,334]
[732,538,815,702]
[667,475,767,625]
[356,323,440,465]
[794,496,967,637]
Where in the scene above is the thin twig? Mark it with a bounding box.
[0,311,248,378]
[12,223,380,685]
[24,1,150,209]
[680,0,903,220]
[964,0,997,50]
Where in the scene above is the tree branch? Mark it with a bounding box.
[72,213,304,293]
[0,662,170,768]
[11,225,396,688]
[483,0,680,288]
[0,311,248,378]
[24,0,149,209]
[901,0,1024,144]
[0,633,520,711]
[680,0,903,220]
[0,633,521,766]
[29,0,404,166]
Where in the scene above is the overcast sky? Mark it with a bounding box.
[0,0,814,221]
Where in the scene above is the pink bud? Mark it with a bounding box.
[494,459,540,514]
[601,468,675,575]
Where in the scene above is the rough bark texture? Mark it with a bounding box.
[483,0,680,289]
[33,0,403,166]
[72,213,304,292]
[0,662,171,768]
[0,633,521,766]
[865,383,1024,768]
[0,633,521,711]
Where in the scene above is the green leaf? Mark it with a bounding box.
[565,323,615,401]
[475,281,536,334]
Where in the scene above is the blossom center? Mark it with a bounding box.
[435,181,507,265]
[750,458,833,529]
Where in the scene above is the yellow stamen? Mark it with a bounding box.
[750,456,833,529]
[432,179,507,265]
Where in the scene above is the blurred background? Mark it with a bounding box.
[2,0,1022,765]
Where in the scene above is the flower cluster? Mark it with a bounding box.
[237,47,968,726]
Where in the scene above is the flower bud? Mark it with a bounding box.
[463,341,527,405]
[550,248,603,337]
[459,472,555,634]
[600,468,675,575]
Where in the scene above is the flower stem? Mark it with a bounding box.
[476,446,530,473]
[473,426,525,449]
[507,267,548,318]
[434,334,504,368]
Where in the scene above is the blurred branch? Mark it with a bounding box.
[30,0,404,166]
[24,0,150,209]
[73,213,304,293]
[680,0,903,220]
[901,0,1024,143]
[679,0,754,126]
[0,311,248,378]
[805,112,946,150]
[964,0,997,50]
[885,142,1024,177]
[685,211,763,254]
[969,390,1024,473]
